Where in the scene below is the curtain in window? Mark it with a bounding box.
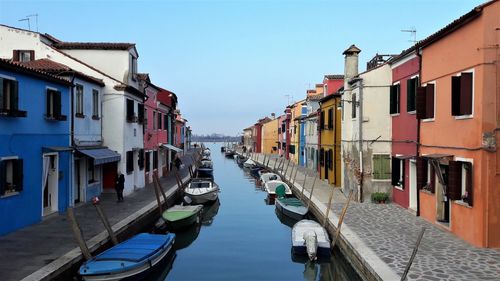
[42,156,50,193]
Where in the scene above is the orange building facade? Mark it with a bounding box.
[417,0,500,247]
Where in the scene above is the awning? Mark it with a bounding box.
[422,154,453,159]
[161,144,183,152]
[43,146,73,152]
[394,155,415,160]
[77,148,121,165]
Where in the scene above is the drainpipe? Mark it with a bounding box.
[416,49,423,217]
[359,80,364,203]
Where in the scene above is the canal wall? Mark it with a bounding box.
[19,172,193,281]
[247,152,400,281]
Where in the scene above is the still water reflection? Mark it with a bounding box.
[145,143,361,281]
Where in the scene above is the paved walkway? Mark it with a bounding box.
[0,151,195,281]
[251,152,500,281]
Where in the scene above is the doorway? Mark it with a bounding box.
[42,154,58,216]
[324,150,329,181]
[409,160,417,211]
[74,159,85,204]
[102,162,118,191]
[436,164,450,225]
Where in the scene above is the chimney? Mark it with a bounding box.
[271,113,276,119]
[343,44,361,88]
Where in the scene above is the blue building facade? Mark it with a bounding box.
[0,60,72,235]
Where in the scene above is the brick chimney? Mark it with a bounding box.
[343,44,361,89]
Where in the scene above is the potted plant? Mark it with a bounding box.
[371,192,389,204]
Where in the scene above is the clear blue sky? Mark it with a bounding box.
[0,0,485,135]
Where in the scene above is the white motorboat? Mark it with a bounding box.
[259,172,281,184]
[292,220,331,261]
[184,179,219,204]
[276,197,308,220]
[264,180,292,197]
[243,159,256,168]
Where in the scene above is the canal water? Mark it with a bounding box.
[145,143,361,281]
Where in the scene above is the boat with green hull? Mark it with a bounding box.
[162,205,203,230]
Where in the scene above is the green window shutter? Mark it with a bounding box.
[373,155,381,179]
[382,155,391,180]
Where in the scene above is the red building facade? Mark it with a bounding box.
[389,50,420,212]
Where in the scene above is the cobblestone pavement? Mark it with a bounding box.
[330,202,500,281]
[252,153,500,281]
[0,151,195,281]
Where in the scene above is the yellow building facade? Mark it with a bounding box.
[319,94,341,186]
[289,100,305,164]
[261,118,279,154]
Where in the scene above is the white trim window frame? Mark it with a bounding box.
[453,68,474,120]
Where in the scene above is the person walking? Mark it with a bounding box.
[174,154,182,170]
[115,172,125,202]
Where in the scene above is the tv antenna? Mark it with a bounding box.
[18,14,38,32]
[284,94,293,106]
[401,27,417,44]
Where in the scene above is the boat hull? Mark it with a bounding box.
[166,213,200,230]
[275,199,308,221]
[80,233,175,281]
[196,168,213,177]
[185,189,218,204]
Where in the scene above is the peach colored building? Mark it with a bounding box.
[417,0,500,247]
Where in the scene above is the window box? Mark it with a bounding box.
[92,115,100,120]
[126,115,138,123]
[45,114,67,121]
[75,113,85,118]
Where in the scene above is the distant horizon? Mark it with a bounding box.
[0,0,485,135]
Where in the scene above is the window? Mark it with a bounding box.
[319,148,324,165]
[137,103,144,123]
[0,77,26,117]
[153,111,157,130]
[327,108,333,129]
[145,151,151,172]
[373,154,391,180]
[352,94,357,119]
[13,50,34,62]
[153,151,158,170]
[131,55,138,80]
[75,84,84,117]
[92,89,99,119]
[126,99,136,122]
[320,110,325,130]
[281,123,286,133]
[158,113,162,130]
[288,145,295,154]
[138,149,144,170]
[87,159,96,184]
[390,84,400,114]
[416,84,435,119]
[328,149,333,169]
[46,89,66,120]
[126,151,134,174]
[0,158,23,196]
[391,157,404,188]
[451,73,473,116]
[407,77,418,112]
[448,160,473,206]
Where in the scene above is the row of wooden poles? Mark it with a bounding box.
[67,147,205,262]
[242,150,425,281]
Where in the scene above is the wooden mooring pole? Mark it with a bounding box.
[307,173,317,209]
[67,208,92,260]
[284,160,291,178]
[400,227,426,281]
[292,164,299,185]
[92,198,119,246]
[300,170,308,201]
[331,190,354,249]
[323,187,335,227]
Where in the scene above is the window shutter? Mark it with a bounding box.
[391,157,400,186]
[407,78,416,112]
[137,103,144,123]
[429,164,436,193]
[158,113,162,130]
[0,160,6,196]
[425,84,434,119]
[126,151,134,174]
[320,111,325,130]
[46,90,52,116]
[54,91,62,118]
[416,86,427,119]
[126,99,134,120]
[328,109,333,129]
[329,149,333,169]
[10,80,19,111]
[460,73,473,115]
[14,159,23,192]
[12,50,19,61]
[138,149,144,170]
[447,161,462,200]
[464,162,473,207]
[320,148,324,165]
[416,157,427,189]
[29,50,35,61]
[383,155,391,179]
[390,85,395,114]
[451,76,461,116]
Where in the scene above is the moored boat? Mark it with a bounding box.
[224,149,235,158]
[242,159,256,168]
[162,205,203,230]
[184,178,219,204]
[292,219,331,261]
[79,233,176,281]
[264,180,292,197]
[259,172,281,184]
[197,159,213,177]
[275,197,308,220]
